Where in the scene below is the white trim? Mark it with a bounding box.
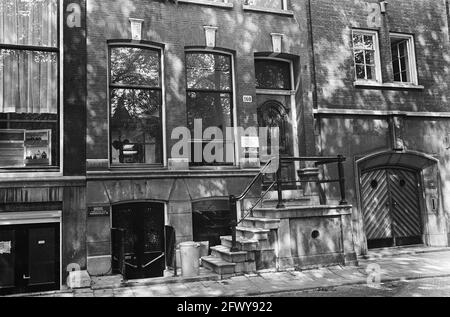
[352,29,382,83]
[313,108,450,118]
[389,32,418,85]
[178,0,233,8]
[242,4,294,16]
[353,80,424,90]
[107,42,167,167]
[185,48,239,167]
[0,210,62,226]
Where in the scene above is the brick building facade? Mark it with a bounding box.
[1,0,450,294]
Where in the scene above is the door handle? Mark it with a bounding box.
[23,275,31,280]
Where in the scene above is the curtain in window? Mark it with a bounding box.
[0,0,58,114]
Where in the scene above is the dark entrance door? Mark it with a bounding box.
[361,168,423,249]
[0,223,60,295]
[112,203,165,280]
[257,99,296,187]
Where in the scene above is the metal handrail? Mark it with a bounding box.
[229,155,347,252]
[235,158,276,201]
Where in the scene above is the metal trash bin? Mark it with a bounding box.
[179,242,201,277]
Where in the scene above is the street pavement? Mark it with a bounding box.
[10,249,450,297]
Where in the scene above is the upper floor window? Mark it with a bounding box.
[255,59,291,90]
[185,51,234,166]
[352,30,381,83]
[245,0,287,10]
[390,33,417,84]
[0,0,59,169]
[109,45,163,166]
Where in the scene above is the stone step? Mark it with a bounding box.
[252,205,351,219]
[220,236,272,251]
[201,256,236,276]
[210,245,252,263]
[241,217,281,230]
[236,227,270,240]
[264,189,305,201]
[262,197,312,208]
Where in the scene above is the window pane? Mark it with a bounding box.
[366,66,375,80]
[0,0,58,47]
[356,65,365,79]
[111,47,161,87]
[186,53,231,91]
[110,89,162,164]
[255,60,291,90]
[364,50,375,65]
[352,34,364,48]
[187,92,232,134]
[0,49,58,114]
[245,0,283,9]
[363,35,374,49]
[354,50,364,64]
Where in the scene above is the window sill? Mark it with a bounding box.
[242,5,294,16]
[353,81,425,90]
[178,0,233,8]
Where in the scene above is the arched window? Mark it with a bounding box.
[109,45,163,165]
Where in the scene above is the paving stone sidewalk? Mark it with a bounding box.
[12,249,450,297]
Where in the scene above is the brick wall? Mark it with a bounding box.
[86,0,316,162]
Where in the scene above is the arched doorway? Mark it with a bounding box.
[111,202,165,279]
[357,150,439,250]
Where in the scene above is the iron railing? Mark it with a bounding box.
[229,155,347,252]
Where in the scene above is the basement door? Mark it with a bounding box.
[0,223,60,295]
[361,168,423,249]
[112,203,165,280]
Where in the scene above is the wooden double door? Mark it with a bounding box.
[361,168,423,249]
[0,223,60,295]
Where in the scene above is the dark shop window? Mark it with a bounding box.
[192,199,232,250]
[0,0,59,169]
[185,52,234,166]
[255,59,291,90]
[109,46,163,166]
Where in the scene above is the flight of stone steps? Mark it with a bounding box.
[201,169,322,278]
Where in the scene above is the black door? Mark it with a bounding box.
[0,223,60,295]
[112,203,165,280]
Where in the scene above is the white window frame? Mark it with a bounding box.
[390,33,418,85]
[107,42,167,168]
[185,48,238,168]
[243,0,293,16]
[352,29,382,84]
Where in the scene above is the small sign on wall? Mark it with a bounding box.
[129,18,144,41]
[88,206,110,217]
[0,241,11,255]
[243,95,253,103]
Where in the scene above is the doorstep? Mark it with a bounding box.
[360,245,450,260]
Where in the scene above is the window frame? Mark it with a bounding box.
[389,33,418,85]
[184,49,238,168]
[0,0,62,176]
[107,41,166,169]
[243,0,293,16]
[352,29,382,84]
[177,0,233,8]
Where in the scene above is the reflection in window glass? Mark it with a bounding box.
[391,39,410,83]
[352,31,378,81]
[255,59,291,90]
[185,52,234,166]
[110,47,161,87]
[109,47,163,165]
